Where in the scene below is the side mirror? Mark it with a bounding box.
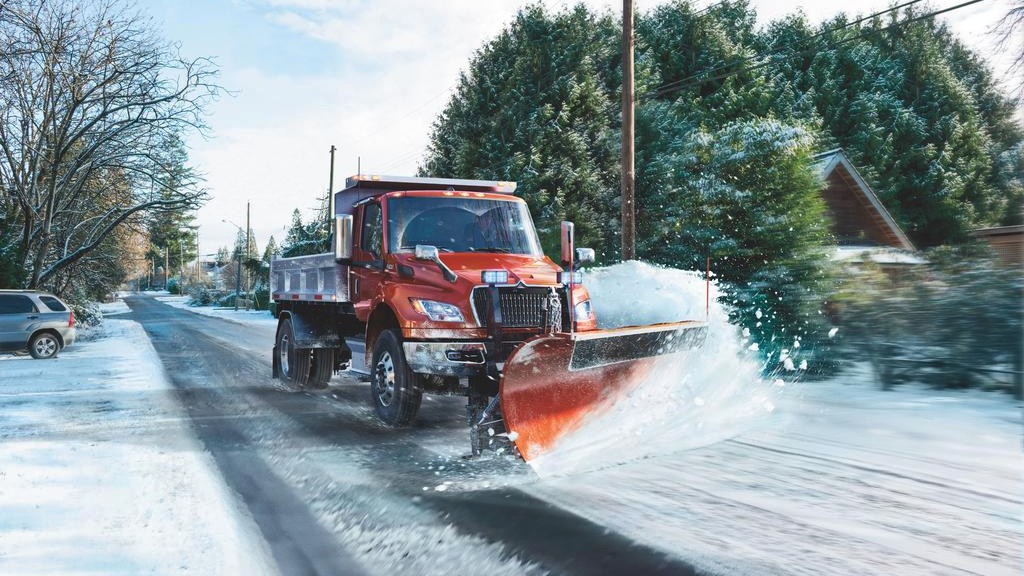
[560,221,574,265]
[415,244,457,283]
[334,215,352,261]
[414,245,439,261]
[575,247,595,264]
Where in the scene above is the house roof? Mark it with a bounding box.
[813,149,916,251]
[832,245,927,266]
[968,225,1024,238]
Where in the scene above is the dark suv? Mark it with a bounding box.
[0,290,76,359]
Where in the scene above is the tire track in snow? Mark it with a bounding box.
[128,295,703,576]
[727,439,1022,505]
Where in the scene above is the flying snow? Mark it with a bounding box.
[526,261,780,477]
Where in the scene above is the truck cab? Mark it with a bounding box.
[271,175,596,430]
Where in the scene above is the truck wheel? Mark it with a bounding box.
[276,318,311,386]
[370,329,422,426]
[307,348,335,389]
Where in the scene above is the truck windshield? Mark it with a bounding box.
[387,196,543,256]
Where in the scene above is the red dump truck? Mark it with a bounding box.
[270,175,706,460]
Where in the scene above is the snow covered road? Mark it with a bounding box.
[1,294,1019,575]
[124,295,690,576]
[529,383,1023,575]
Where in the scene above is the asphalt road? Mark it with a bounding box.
[125,295,700,576]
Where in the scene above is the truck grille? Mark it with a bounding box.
[472,287,554,328]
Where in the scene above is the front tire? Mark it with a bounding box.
[370,329,422,426]
[29,332,60,359]
[276,318,311,386]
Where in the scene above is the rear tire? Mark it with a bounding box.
[307,348,335,389]
[370,329,422,426]
[29,332,60,359]
[276,318,311,386]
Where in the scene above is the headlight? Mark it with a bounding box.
[573,300,594,321]
[558,271,583,285]
[481,269,509,284]
[411,299,465,322]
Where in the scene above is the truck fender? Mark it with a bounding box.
[365,304,400,365]
[280,309,343,349]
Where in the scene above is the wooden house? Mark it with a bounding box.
[968,225,1024,268]
[812,149,923,269]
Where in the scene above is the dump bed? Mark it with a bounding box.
[270,252,348,303]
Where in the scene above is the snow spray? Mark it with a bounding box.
[527,261,779,477]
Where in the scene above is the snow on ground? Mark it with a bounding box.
[528,375,1022,575]
[155,295,278,327]
[517,262,1022,575]
[0,320,277,575]
[98,299,131,317]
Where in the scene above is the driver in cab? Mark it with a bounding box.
[466,209,505,252]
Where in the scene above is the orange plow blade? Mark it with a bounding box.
[499,321,708,462]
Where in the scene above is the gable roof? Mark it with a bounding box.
[813,149,915,251]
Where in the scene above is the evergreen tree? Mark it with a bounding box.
[637,119,833,356]
[421,4,621,257]
[759,6,1024,245]
[262,236,278,262]
[420,0,1023,360]
[281,207,330,257]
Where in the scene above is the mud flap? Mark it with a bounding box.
[499,321,708,462]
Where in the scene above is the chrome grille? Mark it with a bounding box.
[472,287,553,328]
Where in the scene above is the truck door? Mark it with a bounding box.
[350,200,386,322]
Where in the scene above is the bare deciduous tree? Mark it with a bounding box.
[993,0,1024,104]
[0,0,220,289]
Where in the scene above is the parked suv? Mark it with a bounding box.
[0,290,76,359]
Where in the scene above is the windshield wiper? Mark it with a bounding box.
[401,245,453,253]
[470,247,511,253]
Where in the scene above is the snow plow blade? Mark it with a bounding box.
[499,321,708,462]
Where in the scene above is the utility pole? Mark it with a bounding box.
[327,145,336,234]
[234,241,242,311]
[164,246,169,290]
[179,242,184,291]
[620,0,636,262]
[245,201,251,297]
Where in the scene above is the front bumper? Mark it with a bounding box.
[402,341,488,377]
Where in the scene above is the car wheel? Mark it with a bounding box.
[370,329,422,426]
[29,332,60,359]
[276,317,311,386]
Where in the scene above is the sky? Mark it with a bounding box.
[138,0,1020,256]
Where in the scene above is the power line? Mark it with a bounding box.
[645,0,975,100]
[647,0,930,98]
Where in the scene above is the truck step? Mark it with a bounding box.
[345,337,370,377]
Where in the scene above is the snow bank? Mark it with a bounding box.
[156,295,277,327]
[99,299,131,316]
[527,261,778,477]
[0,320,276,575]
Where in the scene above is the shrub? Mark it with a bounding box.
[167,278,183,295]
[832,244,1023,396]
[188,287,225,306]
[69,300,103,328]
